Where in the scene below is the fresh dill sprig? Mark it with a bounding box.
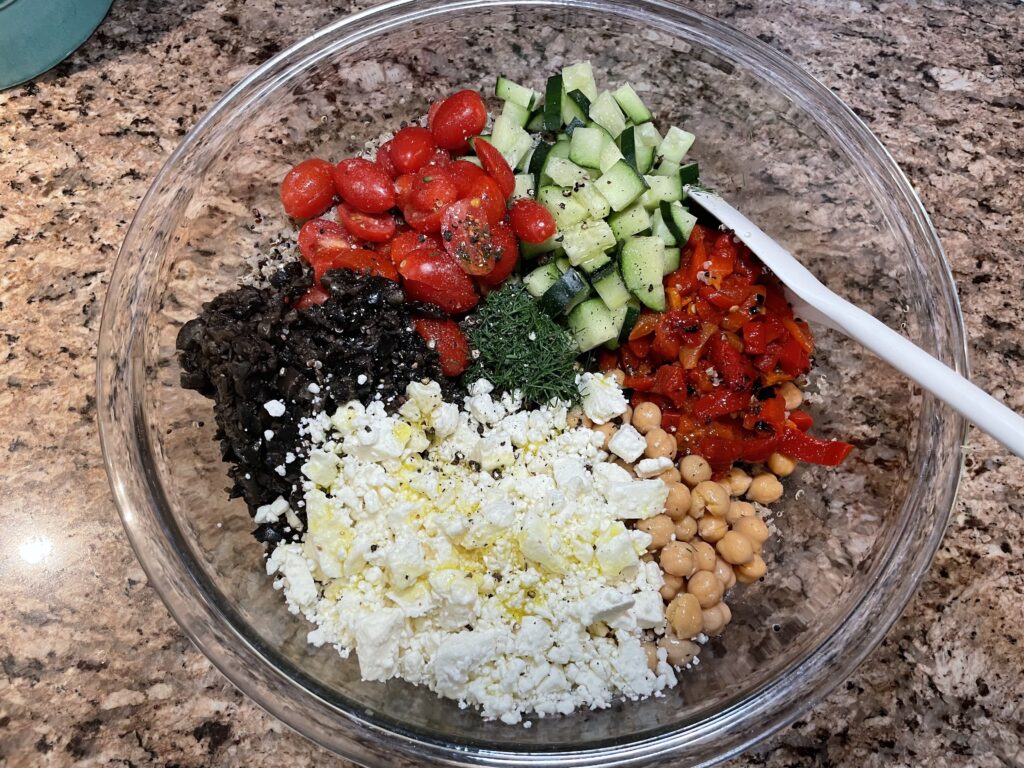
[463,283,580,406]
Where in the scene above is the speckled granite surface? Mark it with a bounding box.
[1,1,1022,766]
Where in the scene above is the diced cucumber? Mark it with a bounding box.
[617,300,642,344]
[526,110,546,132]
[634,121,662,149]
[561,89,588,127]
[491,115,533,168]
[620,235,666,311]
[555,256,571,273]
[588,91,627,137]
[502,99,532,128]
[609,202,652,241]
[680,160,700,186]
[538,185,589,228]
[576,250,612,274]
[650,206,677,246]
[569,125,611,169]
[544,74,563,132]
[538,267,590,317]
[561,61,598,101]
[660,200,698,244]
[663,246,681,275]
[598,140,625,173]
[528,140,553,191]
[564,117,588,137]
[660,126,696,163]
[619,126,654,174]
[524,262,563,297]
[591,264,632,310]
[653,160,680,178]
[566,89,591,115]
[639,174,683,208]
[517,145,535,172]
[496,76,538,110]
[544,157,591,187]
[561,220,616,264]
[595,160,648,212]
[568,298,623,351]
[521,235,561,259]
[512,173,534,201]
[573,181,611,220]
[612,83,652,124]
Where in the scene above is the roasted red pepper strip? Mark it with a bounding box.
[778,427,854,466]
[689,389,751,422]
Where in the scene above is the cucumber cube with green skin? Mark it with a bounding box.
[544,157,591,187]
[609,202,652,241]
[634,121,662,149]
[653,160,680,178]
[662,247,682,275]
[573,181,611,220]
[620,235,666,311]
[561,220,616,264]
[660,126,696,163]
[495,75,539,109]
[650,207,678,247]
[612,83,653,124]
[568,298,624,351]
[501,99,532,128]
[661,200,698,244]
[640,174,683,209]
[561,61,598,101]
[569,125,611,169]
[595,160,648,212]
[598,140,625,173]
[521,235,562,259]
[538,186,589,229]
[591,266,632,310]
[588,91,627,138]
[524,262,563,296]
[512,173,534,201]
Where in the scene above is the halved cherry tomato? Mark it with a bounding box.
[464,175,506,226]
[391,230,441,265]
[375,140,397,179]
[509,199,557,244]
[295,284,330,309]
[337,203,396,243]
[398,248,479,314]
[428,90,487,151]
[297,219,357,263]
[280,158,336,219]
[476,223,519,288]
[472,138,515,198]
[390,126,437,174]
[414,318,470,377]
[450,159,489,197]
[332,157,396,214]
[441,199,497,276]
[310,247,398,283]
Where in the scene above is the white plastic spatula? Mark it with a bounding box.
[684,185,1024,459]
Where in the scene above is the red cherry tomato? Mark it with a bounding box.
[394,173,417,209]
[375,140,398,179]
[422,147,452,170]
[465,175,507,226]
[392,230,441,265]
[441,199,497,276]
[332,157,396,214]
[428,90,487,151]
[295,284,330,309]
[428,99,443,127]
[390,126,437,174]
[414,318,471,377]
[280,158,336,219]
[297,219,357,263]
[412,171,459,213]
[337,203,397,243]
[476,223,519,288]
[450,159,489,197]
[509,199,557,244]
[473,138,515,198]
[311,247,398,283]
[398,248,479,314]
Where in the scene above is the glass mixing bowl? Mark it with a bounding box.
[97,1,967,764]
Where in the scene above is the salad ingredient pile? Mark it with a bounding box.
[177,60,854,723]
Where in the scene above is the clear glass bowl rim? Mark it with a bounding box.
[97,0,968,765]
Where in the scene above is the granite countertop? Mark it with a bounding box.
[1,0,1022,765]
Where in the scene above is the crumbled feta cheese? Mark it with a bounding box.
[634,456,673,478]
[607,424,647,462]
[263,399,286,417]
[577,372,629,425]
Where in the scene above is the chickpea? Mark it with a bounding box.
[566,409,582,428]
[658,466,682,484]
[767,452,797,478]
[732,515,770,546]
[645,428,677,459]
[667,593,704,638]
[659,573,683,601]
[659,541,696,578]
[664,482,692,521]
[608,368,627,387]
[713,556,737,589]
[581,415,594,428]
[693,541,717,572]
[632,401,662,434]
[736,554,768,583]
[779,380,803,411]
[717,531,754,565]
[746,473,784,504]
[690,480,730,517]
[641,552,655,563]
[687,570,725,608]
[724,467,752,497]
[658,636,701,667]
[726,500,756,524]
[701,603,731,635]
[697,514,728,543]
[595,422,616,449]
[642,641,659,672]
[637,514,675,551]
[674,516,697,542]
[679,454,712,487]
[621,405,633,425]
